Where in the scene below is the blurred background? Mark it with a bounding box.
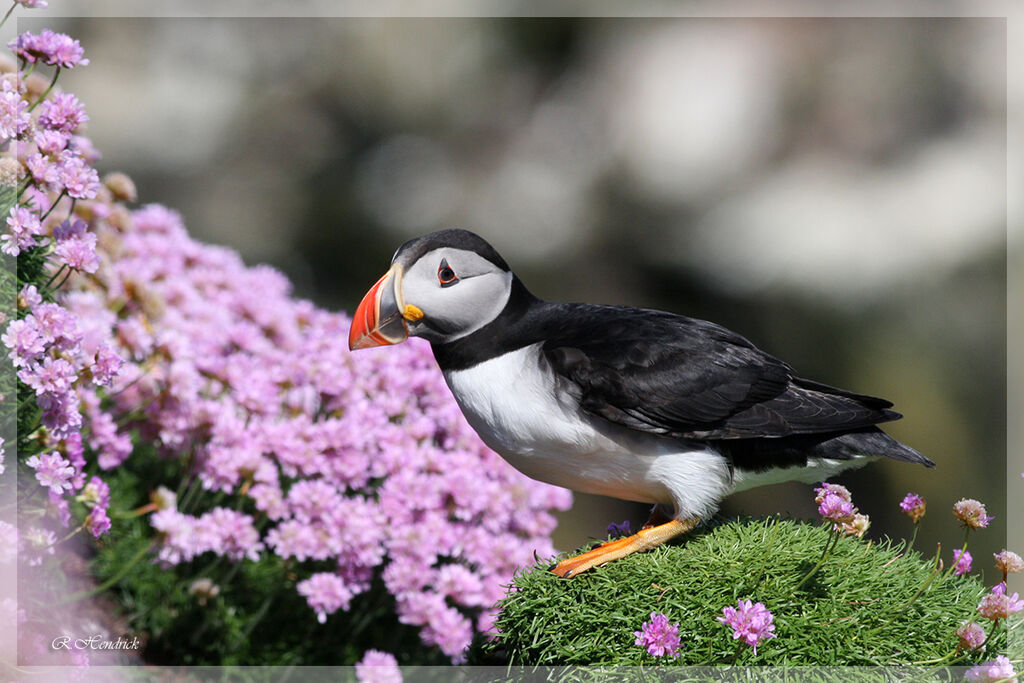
[29,14,1013,576]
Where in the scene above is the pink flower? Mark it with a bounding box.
[25,451,75,495]
[2,318,46,367]
[634,612,682,658]
[994,549,1023,578]
[814,482,852,504]
[84,506,111,537]
[26,151,62,188]
[953,549,973,576]
[953,498,994,530]
[965,655,1016,683]
[977,582,1024,622]
[35,129,69,154]
[837,512,870,538]
[817,492,855,524]
[37,92,89,133]
[15,1,50,9]
[955,621,986,651]
[2,206,44,256]
[54,231,100,273]
[58,151,100,199]
[899,492,926,524]
[718,599,777,655]
[0,80,29,141]
[194,508,263,562]
[296,572,357,624]
[20,527,57,566]
[355,650,401,683]
[90,345,123,385]
[19,356,75,395]
[9,30,88,68]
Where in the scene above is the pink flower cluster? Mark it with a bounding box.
[4,284,121,534]
[953,498,994,530]
[718,599,777,656]
[9,29,88,68]
[976,582,1024,622]
[966,655,1016,683]
[899,492,926,524]
[355,649,402,683]
[814,482,856,524]
[955,621,986,652]
[633,612,682,658]
[2,20,571,666]
[59,203,571,661]
[952,549,973,576]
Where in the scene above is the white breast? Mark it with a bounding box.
[441,344,734,520]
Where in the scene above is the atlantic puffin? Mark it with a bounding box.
[348,229,934,577]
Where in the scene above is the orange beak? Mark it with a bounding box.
[348,265,412,350]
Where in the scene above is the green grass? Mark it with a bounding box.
[486,517,1018,667]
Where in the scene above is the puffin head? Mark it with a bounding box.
[348,229,514,349]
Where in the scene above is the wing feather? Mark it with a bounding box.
[542,304,899,440]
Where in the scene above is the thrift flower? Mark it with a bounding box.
[25,451,74,494]
[718,599,777,656]
[355,650,402,683]
[977,582,1024,622]
[952,549,972,576]
[2,206,43,256]
[994,549,1023,580]
[955,621,986,652]
[37,92,89,133]
[53,230,100,272]
[838,512,870,538]
[817,492,855,524]
[188,578,220,605]
[297,573,357,624]
[9,30,88,68]
[58,152,100,199]
[953,498,993,529]
[0,79,29,141]
[20,527,57,566]
[899,492,926,524]
[814,482,852,504]
[633,612,682,658]
[607,520,631,538]
[965,655,1016,683]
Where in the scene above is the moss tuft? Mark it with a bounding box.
[485,517,1018,666]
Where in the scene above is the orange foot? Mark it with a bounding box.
[550,517,699,578]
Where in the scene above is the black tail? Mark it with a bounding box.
[833,428,935,467]
[719,426,935,472]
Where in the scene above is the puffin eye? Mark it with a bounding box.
[437,259,459,288]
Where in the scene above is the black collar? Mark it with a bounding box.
[430,276,549,372]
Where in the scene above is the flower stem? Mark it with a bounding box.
[902,543,943,609]
[28,65,60,113]
[43,263,66,290]
[794,527,840,591]
[53,540,154,605]
[51,266,73,291]
[906,523,919,551]
[40,190,67,222]
[1,3,16,30]
[945,528,970,579]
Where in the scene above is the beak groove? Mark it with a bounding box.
[348,265,411,350]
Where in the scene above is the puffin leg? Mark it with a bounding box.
[551,517,699,578]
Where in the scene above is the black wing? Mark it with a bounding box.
[541,304,900,440]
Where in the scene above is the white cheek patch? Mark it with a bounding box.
[401,248,513,342]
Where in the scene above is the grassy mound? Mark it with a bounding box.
[485,517,1015,666]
